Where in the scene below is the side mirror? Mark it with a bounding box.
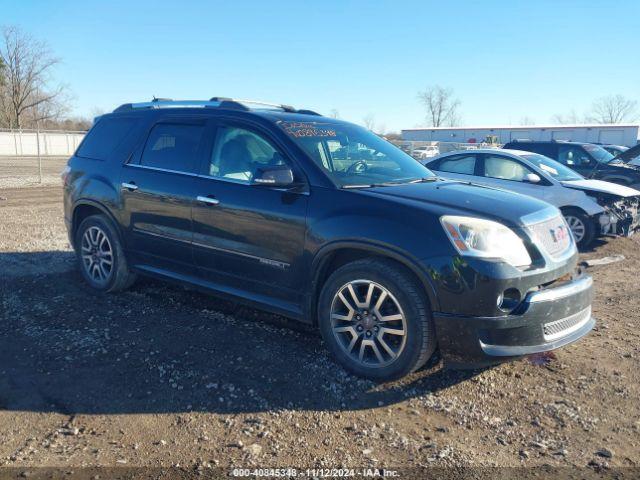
[524,173,541,184]
[252,165,295,187]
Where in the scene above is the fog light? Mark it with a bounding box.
[498,288,521,312]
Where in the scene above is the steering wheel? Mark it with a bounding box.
[346,160,368,175]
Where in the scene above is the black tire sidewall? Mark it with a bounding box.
[75,215,121,292]
[318,260,433,381]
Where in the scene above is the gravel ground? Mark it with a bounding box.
[0,186,639,477]
[0,157,68,188]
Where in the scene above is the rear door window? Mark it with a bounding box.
[435,154,477,175]
[76,117,139,161]
[140,123,205,173]
[511,143,556,158]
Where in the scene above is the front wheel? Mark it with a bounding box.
[563,209,596,249]
[318,258,437,381]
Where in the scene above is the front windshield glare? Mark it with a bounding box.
[277,120,435,187]
[522,153,583,181]
[583,144,614,164]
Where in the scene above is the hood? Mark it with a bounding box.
[364,179,558,227]
[599,159,640,172]
[613,143,640,163]
[561,179,640,198]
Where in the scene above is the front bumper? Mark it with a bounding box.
[433,275,594,368]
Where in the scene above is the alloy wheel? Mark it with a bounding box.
[330,280,407,368]
[565,215,586,243]
[81,226,114,285]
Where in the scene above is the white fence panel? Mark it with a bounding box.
[0,130,86,156]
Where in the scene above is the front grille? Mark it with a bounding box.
[543,306,591,341]
[527,215,573,259]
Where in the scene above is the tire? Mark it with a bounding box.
[318,258,437,381]
[563,209,596,249]
[75,214,136,292]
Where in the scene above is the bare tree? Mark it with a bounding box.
[329,109,340,119]
[418,85,461,127]
[0,26,68,129]
[519,116,536,125]
[551,109,582,124]
[362,113,376,131]
[587,94,638,124]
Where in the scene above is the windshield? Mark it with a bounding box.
[583,144,615,164]
[277,120,435,187]
[605,145,628,156]
[522,153,583,181]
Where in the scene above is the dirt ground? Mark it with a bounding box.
[1,185,639,477]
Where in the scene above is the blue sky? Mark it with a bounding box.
[2,0,639,131]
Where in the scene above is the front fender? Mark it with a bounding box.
[568,192,606,217]
[310,239,441,313]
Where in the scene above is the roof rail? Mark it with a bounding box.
[113,99,222,112]
[297,109,321,116]
[211,98,297,113]
[113,97,311,114]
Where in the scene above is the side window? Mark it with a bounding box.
[208,126,284,183]
[530,143,556,158]
[484,155,532,182]
[140,123,204,173]
[558,146,590,166]
[76,117,139,161]
[436,154,477,175]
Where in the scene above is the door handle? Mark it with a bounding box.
[196,195,220,206]
[121,182,139,191]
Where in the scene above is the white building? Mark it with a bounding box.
[401,124,640,147]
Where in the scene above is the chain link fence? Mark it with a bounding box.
[0,129,85,188]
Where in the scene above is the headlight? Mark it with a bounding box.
[440,215,532,267]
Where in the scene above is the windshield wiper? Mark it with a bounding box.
[407,177,439,183]
[341,177,440,189]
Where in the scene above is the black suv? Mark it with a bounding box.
[503,140,640,189]
[63,98,594,380]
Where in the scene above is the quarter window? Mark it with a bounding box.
[77,117,139,161]
[140,123,205,173]
[208,126,284,183]
[437,154,477,175]
[484,155,532,182]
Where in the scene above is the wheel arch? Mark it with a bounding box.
[559,205,590,217]
[71,200,122,250]
[308,241,440,325]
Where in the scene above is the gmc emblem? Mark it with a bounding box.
[550,225,569,243]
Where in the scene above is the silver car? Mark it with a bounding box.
[423,149,640,248]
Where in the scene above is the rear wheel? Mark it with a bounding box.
[563,209,595,249]
[75,214,136,292]
[318,258,436,380]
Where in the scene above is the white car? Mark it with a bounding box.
[424,149,640,248]
[411,145,440,159]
